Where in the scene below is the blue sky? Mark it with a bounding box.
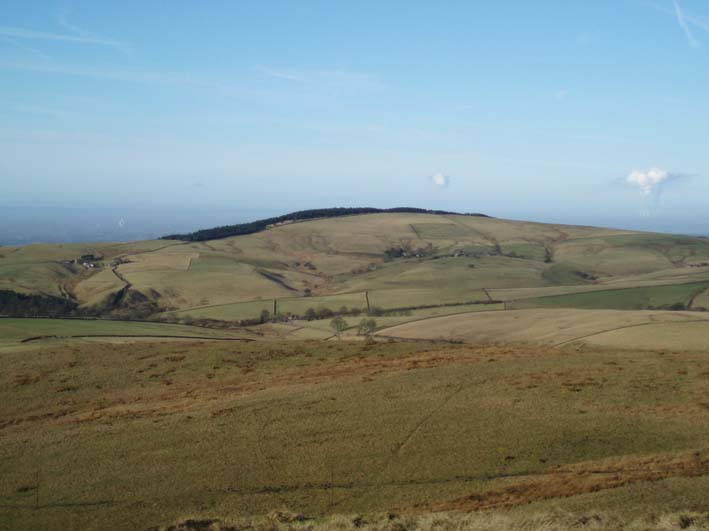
[1,0,708,236]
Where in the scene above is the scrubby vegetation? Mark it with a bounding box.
[0,289,80,317]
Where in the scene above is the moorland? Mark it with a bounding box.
[1,209,708,530]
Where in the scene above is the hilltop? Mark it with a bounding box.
[161,207,489,241]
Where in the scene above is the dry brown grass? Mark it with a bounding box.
[157,510,709,531]
[376,309,709,349]
[3,339,709,530]
[420,449,709,512]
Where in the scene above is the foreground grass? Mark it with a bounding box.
[1,339,707,530]
[159,510,709,531]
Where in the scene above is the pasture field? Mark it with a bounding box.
[376,308,709,348]
[170,292,370,321]
[0,317,252,350]
[488,273,709,302]
[0,261,76,298]
[0,240,178,266]
[71,268,126,307]
[691,289,709,310]
[508,281,709,311]
[1,339,707,530]
[293,302,506,336]
[576,319,709,351]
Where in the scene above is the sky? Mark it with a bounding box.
[1,0,708,242]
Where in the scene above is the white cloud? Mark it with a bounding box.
[554,89,569,100]
[625,167,671,196]
[430,173,449,188]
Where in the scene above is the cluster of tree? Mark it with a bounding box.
[305,307,334,320]
[647,303,688,311]
[162,207,488,242]
[160,296,506,330]
[0,285,168,321]
[0,290,81,318]
[303,305,365,320]
[329,316,377,337]
[254,304,392,325]
[384,242,435,260]
[356,318,377,336]
[100,289,161,320]
[155,314,238,329]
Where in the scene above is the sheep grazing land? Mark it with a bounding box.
[1,212,709,530]
[2,338,708,530]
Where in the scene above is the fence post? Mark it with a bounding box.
[35,468,40,510]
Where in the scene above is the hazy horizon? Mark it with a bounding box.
[1,203,706,246]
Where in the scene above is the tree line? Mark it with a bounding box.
[162,207,489,242]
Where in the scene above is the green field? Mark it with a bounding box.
[170,292,370,321]
[0,317,253,350]
[509,280,709,311]
[691,288,709,310]
[1,339,707,530]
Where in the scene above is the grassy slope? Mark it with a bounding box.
[578,320,709,350]
[690,288,709,310]
[5,213,709,321]
[508,280,709,311]
[0,318,253,350]
[81,223,709,316]
[0,240,179,299]
[376,308,709,349]
[1,340,707,530]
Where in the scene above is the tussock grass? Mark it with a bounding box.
[158,510,709,531]
[3,340,709,530]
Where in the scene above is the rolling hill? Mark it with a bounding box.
[3,209,709,530]
[3,209,709,326]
